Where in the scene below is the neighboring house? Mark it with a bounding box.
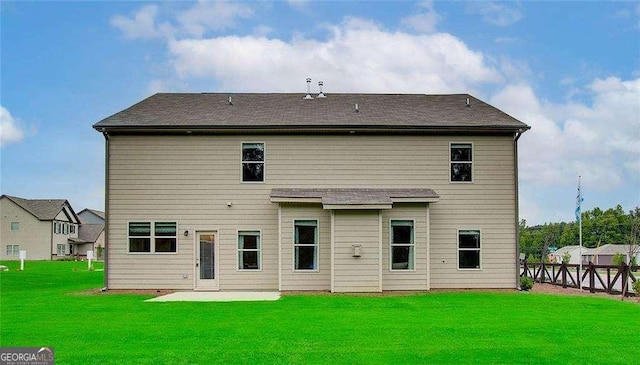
[68,224,105,259]
[585,244,640,265]
[93,92,530,292]
[78,208,105,224]
[0,195,81,260]
[549,245,585,264]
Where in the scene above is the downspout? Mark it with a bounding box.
[102,130,110,290]
[514,130,523,289]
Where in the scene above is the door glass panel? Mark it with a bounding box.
[200,234,215,280]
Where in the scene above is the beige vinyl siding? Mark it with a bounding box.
[0,198,52,260]
[381,204,429,291]
[332,210,381,292]
[107,134,516,290]
[280,204,331,291]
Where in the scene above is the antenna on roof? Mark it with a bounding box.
[317,81,326,98]
[466,97,471,107]
[304,78,313,100]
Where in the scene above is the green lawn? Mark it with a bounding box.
[1,261,638,364]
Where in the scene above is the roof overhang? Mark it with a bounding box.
[270,188,439,210]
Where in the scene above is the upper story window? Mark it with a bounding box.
[458,229,481,270]
[10,222,19,231]
[63,223,69,235]
[128,222,177,253]
[237,231,261,270]
[390,220,415,270]
[450,143,473,182]
[294,220,318,271]
[54,221,61,234]
[242,142,265,182]
[70,224,76,234]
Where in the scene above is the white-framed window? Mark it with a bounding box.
[70,224,75,234]
[57,244,66,256]
[63,223,69,235]
[458,229,481,270]
[390,220,415,270]
[128,221,177,253]
[54,221,61,234]
[237,230,261,270]
[6,244,19,256]
[294,220,318,271]
[10,222,19,231]
[450,142,473,182]
[241,142,265,182]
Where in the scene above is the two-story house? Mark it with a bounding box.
[0,195,81,260]
[94,92,529,292]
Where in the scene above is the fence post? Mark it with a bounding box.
[622,263,629,297]
[561,262,567,288]
[540,261,546,283]
[588,261,595,293]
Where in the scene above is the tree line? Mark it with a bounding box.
[520,205,640,261]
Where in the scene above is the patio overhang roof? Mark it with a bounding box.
[270,188,439,210]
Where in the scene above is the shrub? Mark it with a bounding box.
[520,276,534,291]
[561,252,571,264]
[612,253,626,266]
[632,279,640,296]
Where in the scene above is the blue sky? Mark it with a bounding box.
[1,1,638,225]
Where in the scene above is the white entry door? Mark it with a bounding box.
[195,232,218,290]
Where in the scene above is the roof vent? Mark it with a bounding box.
[354,103,359,113]
[317,81,326,98]
[304,78,313,100]
[228,96,233,105]
[466,97,471,107]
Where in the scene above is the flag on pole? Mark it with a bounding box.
[575,183,584,222]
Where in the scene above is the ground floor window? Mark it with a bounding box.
[391,220,415,270]
[128,221,177,253]
[458,229,481,269]
[238,231,261,270]
[294,220,318,271]
[6,244,19,256]
[57,244,66,256]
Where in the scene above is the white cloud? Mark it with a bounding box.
[110,5,168,40]
[491,77,640,192]
[176,0,253,38]
[167,17,501,93]
[401,0,441,33]
[468,2,522,27]
[0,106,25,147]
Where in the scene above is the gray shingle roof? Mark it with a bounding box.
[77,224,104,243]
[94,93,529,132]
[270,188,439,206]
[78,208,105,221]
[2,195,70,221]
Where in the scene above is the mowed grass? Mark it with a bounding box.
[1,261,639,364]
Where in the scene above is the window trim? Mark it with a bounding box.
[457,229,482,271]
[449,142,474,184]
[54,221,60,234]
[10,222,19,231]
[127,221,178,254]
[389,219,416,272]
[56,244,66,256]
[240,141,266,183]
[293,219,319,273]
[237,229,262,272]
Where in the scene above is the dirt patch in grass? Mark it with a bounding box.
[75,288,177,297]
[530,283,640,303]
